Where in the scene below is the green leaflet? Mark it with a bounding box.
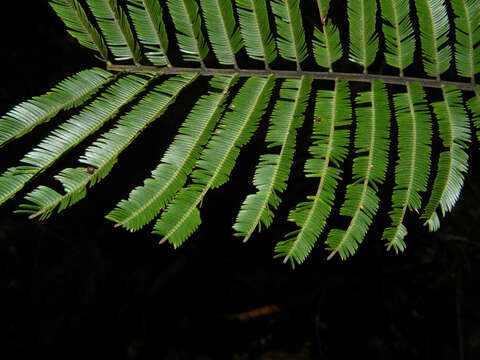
[421,86,471,231]
[275,80,352,267]
[382,82,432,252]
[271,0,308,69]
[50,0,109,61]
[415,0,452,78]
[0,68,113,148]
[312,17,342,71]
[127,0,170,66]
[233,76,312,242]
[0,74,153,207]
[379,0,415,74]
[200,0,244,67]
[235,0,277,69]
[19,73,198,220]
[468,88,480,141]
[450,0,480,78]
[167,0,209,64]
[87,0,142,64]
[348,0,379,72]
[106,74,240,231]
[153,75,275,247]
[325,80,390,260]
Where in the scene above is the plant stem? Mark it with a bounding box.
[108,64,476,91]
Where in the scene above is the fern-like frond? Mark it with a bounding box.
[0,74,153,206]
[451,0,480,78]
[270,0,308,70]
[167,0,209,64]
[87,0,142,64]
[127,0,170,66]
[415,0,452,78]
[234,76,312,242]
[18,73,197,220]
[0,68,113,148]
[379,0,415,75]
[382,82,432,252]
[106,74,239,231]
[421,85,471,230]
[326,80,390,260]
[153,75,275,247]
[50,0,109,61]
[468,88,480,140]
[348,0,379,72]
[199,0,243,67]
[312,17,342,71]
[275,80,352,267]
[235,0,277,69]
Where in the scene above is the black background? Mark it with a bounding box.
[1,1,480,359]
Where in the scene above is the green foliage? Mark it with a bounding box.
[107,74,239,231]
[127,0,170,66]
[275,80,352,266]
[0,68,113,148]
[1,73,152,207]
[325,80,390,260]
[382,83,432,252]
[421,86,471,230]
[87,0,142,64]
[1,0,480,267]
[415,0,452,78]
[153,75,275,247]
[450,0,480,78]
[235,0,277,68]
[200,0,243,67]
[379,0,415,74]
[348,0,379,72]
[234,76,312,242]
[20,73,198,220]
[271,0,307,69]
[50,0,110,61]
[167,0,209,63]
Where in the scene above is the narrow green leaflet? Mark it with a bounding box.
[312,17,342,71]
[379,0,415,74]
[234,76,312,242]
[153,75,275,247]
[468,87,480,141]
[235,0,277,69]
[127,0,170,66]
[382,82,432,252]
[50,0,109,61]
[107,74,240,231]
[271,0,308,69]
[18,73,198,220]
[0,68,113,148]
[326,80,390,260]
[450,0,480,78]
[199,0,244,67]
[275,80,352,267]
[348,0,379,72]
[167,0,209,64]
[87,0,142,64]
[421,86,471,231]
[414,0,452,78]
[0,74,152,207]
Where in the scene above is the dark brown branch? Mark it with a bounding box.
[107,64,476,91]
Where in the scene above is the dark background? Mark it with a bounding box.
[1,1,480,359]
